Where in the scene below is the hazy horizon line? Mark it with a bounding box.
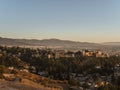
[0,36,120,44]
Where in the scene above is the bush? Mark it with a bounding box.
[69,79,79,86]
[0,65,6,78]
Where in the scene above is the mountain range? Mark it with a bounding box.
[0,37,119,49]
[102,42,120,46]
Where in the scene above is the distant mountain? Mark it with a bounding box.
[102,42,120,46]
[0,37,103,49]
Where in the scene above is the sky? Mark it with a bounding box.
[0,0,120,43]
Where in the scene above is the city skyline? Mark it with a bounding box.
[0,0,120,43]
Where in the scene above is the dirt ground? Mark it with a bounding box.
[0,79,52,90]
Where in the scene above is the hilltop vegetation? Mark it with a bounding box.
[0,46,120,89]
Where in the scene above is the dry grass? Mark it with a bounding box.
[16,71,65,90]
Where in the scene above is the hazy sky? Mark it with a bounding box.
[0,0,120,42]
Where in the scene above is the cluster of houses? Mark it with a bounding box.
[46,49,109,59]
[69,73,111,90]
[0,46,109,60]
[69,63,120,90]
